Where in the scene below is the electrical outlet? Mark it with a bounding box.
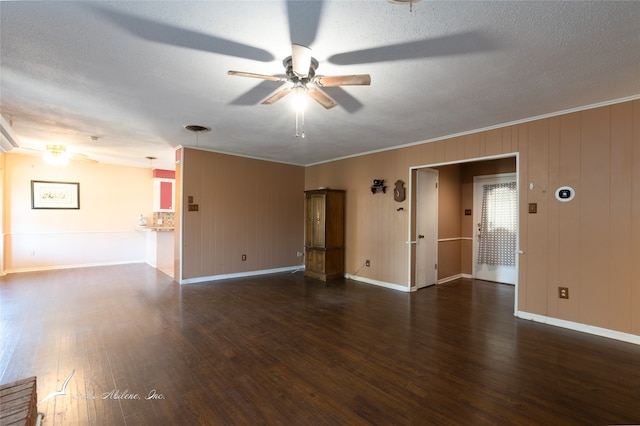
[242,254,247,261]
[365,260,370,267]
[296,251,303,257]
[558,287,569,299]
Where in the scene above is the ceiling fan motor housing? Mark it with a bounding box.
[283,56,319,84]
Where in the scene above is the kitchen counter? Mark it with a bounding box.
[137,226,174,278]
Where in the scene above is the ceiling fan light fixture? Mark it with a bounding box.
[293,85,306,139]
[292,84,307,112]
[291,44,312,78]
[43,144,70,166]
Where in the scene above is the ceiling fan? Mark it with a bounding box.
[227,43,371,111]
[94,1,500,136]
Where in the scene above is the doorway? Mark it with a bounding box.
[409,154,519,311]
[473,173,517,285]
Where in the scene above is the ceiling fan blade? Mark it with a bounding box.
[307,88,338,110]
[287,0,324,47]
[227,71,287,82]
[328,31,500,65]
[313,74,371,87]
[291,44,312,78]
[93,5,274,62]
[262,88,294,105]
[230,81,286,106]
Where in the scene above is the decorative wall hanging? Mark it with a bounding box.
[393,180,406,202]
[371,179,386,194]
[31,180,80,209]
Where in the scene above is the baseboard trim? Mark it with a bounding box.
[179,265,304,285]
[437,273,473,284]
[516,311,640,346]
[4,260,145,274]
[345,274,411,292]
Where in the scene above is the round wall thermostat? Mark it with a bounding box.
[555,186,575,202]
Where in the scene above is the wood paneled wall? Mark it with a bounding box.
[179,148,305,281]
[521,103,640,334]
[306,99,640,336]
[434,164,462,281]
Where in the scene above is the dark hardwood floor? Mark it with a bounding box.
[1,264,639,425]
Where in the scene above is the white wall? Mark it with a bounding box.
[3,153,153,272]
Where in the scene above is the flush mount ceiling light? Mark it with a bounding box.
[43,144,70,166]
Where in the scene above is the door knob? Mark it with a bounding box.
[418,234,425,239]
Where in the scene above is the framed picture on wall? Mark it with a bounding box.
[31,180,80,209]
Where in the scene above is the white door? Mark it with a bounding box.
[473,173,517,285]
[415,168,438,289]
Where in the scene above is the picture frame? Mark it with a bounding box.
[31,180,80,209]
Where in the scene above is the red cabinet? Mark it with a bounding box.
[153,178,174,212]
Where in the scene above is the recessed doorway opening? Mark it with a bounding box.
[408,153,519,313]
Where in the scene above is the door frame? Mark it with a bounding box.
[408,153,520,313]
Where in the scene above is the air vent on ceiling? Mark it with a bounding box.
[184,125,211,133]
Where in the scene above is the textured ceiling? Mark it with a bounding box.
[1,1,639,169]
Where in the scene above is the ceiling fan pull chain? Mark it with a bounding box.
[295,108,305,139]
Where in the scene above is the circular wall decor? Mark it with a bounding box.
[555,186,575,202]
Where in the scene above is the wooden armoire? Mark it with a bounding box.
[304,189,345,281]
